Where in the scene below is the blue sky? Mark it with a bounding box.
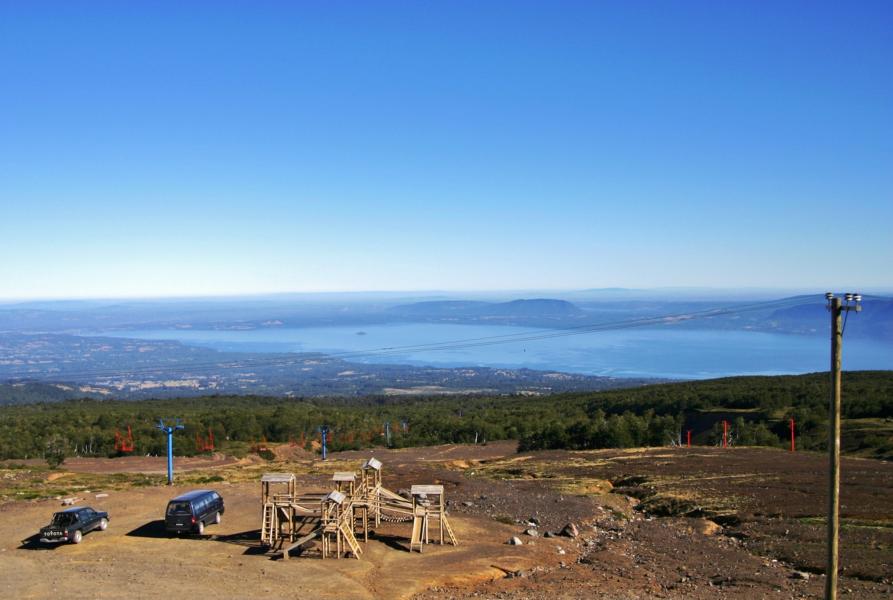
[1,1,891,299]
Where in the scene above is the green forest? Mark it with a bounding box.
[1,371,891,463]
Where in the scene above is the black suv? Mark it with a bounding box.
[39,506,109,544]
[165,490,224,535]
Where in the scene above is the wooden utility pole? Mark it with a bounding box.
[826,296,842,600]
[825,292,861,600]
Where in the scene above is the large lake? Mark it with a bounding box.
[93,324,893,380]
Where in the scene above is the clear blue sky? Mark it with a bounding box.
[1,1,891,299]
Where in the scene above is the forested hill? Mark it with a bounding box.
[0,371,890,462]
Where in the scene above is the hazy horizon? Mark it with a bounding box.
[2,286,892,305]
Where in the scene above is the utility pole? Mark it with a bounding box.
[825,292,861,600]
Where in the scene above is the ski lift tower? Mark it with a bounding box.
[319,425,330,461]
[156,419,185,485]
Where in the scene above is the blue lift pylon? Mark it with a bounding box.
[319,425,330,460]
[156,419,185,485]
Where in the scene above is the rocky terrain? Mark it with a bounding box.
[1,442,891,599]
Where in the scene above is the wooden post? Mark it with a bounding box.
[686,430,691,448]
[790,418,796,452]
[826,296,843,600]
[722,420,728,448]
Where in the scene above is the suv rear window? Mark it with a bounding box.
[167,502,192,515]
[51,513,75,526]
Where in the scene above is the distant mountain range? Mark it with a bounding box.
[388,298,587,325]
[1,293,890,401]
[0,294,890,339]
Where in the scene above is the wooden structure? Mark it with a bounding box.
[409,485,458,553]
[334,471,373,543]
[320,490,363,559]
[259,459,458,560]
[261,473,296,547]
[359,458,383,527]
[261,472,325,552]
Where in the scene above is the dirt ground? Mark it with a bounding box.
[1,442,891,599]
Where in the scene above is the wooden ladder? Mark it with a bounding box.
[442,514,458,546]
[261,502,276,546]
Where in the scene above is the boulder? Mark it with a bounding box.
[559,523,579,538]
[508,536,524,546]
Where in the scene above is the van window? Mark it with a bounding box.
[167,502,192,515]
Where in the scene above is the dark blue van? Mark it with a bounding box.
[165,490,224,535]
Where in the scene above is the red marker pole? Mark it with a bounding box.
[722,420,728,448]
[687,430,692,448]
[790,418,795,452]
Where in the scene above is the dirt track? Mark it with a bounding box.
[4,453,240,474]
[1,443,891,599]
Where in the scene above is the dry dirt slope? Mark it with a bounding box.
[0,443,891,599]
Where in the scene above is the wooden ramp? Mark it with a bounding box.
[281,527,321,560]
[409,513,425,552]
[339,522,363,559]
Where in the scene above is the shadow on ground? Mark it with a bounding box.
[125,520,267,555]
[126,520,171,539]
[17,533,64,551]
[369,532,410,552]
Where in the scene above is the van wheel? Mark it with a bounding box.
[99,518,108,531]
[197,521,204,535]
[214,512,221,525]
[71,530,83,544]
